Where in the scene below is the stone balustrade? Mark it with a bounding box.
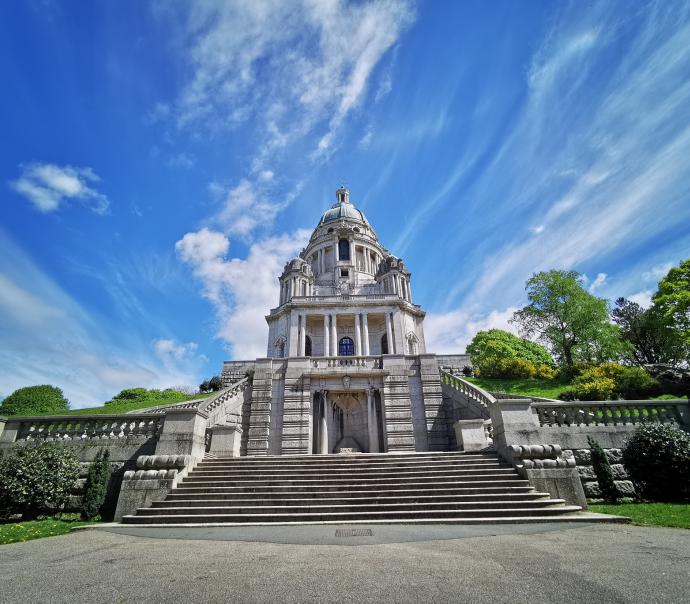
[311,356,383,370]
[533,399,689,428]
[0,414,164,444]
[439,370,496,410]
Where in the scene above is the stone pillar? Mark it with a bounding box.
[381,357,415,451]
[385,312,394,354]
[362,313,370,355]
[331,313,338,356]
[319,398,329,454]
[334,237,340,262]
[354,313,362,356]
[323,314,330,357]
[155,409,208,460]
[300,315,307,356]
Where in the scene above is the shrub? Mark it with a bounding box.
[614,366,659,399]
[0,385,70,416]
[199,380,211,393]
[0,443,80,519]
[535,364,556,380]
[622,423,690,502]
[462,365,473,377]
[494,358,537,379]
[572,375,616,400]
[81,449,112,520]
[557,390,578,401]
[587,436,620,502]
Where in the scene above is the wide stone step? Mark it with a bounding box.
[148,497,562,512]
[175,479,531,493]
[164,490,546,504]
[186,467,513,481]
[196,457,502,470]
[202,452,498,465]
[192,461,508,474]
[122,506,584,524]
[180,473,522,488]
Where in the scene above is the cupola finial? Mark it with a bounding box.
[336,185,350,205]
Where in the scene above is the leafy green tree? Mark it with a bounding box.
[612,298,686,366]
[652,259,690,345]
[467,329,554,378]
[0,385,69,416]
[511,270,623,367]
[0,443,80,519]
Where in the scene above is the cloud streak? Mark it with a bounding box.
[10,162,109,214]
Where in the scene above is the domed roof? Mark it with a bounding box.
[318,187,369,226]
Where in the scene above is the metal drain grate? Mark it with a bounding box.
[335,528,374,537]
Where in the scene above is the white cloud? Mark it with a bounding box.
[176,227,310,358]
[10,162,109,214]
[642,262,673,283]
[425,306,520,354]
[167,152,196,169]
[628,290,654,308]
[588,272,607,293]
[215,179,284,238]
[154,339,198,361]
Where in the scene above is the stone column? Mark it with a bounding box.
[385,312,394,354]
[319,397,329,454]
[362,313,370,355]
[334,237,340,262]
[354,313,362,356]
[298,314,306,357]
[323,314,330,357]
[331,313,338,356]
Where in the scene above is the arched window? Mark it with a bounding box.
[381,334,389,355]
[338,337,354,356]
[338,238,350,261]
[305,335,312,357]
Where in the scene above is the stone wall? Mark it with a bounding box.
[564,447,635,498]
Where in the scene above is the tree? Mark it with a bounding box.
[208,376,223,392]
[467,329,554,378]
[0,385,70,416]
[652,259,690,345]
[612,297,686,366]
[81,449,112,520]
[511,270,623,367]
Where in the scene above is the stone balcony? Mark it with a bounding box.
[307,355,386,377]
[270,293,421,313]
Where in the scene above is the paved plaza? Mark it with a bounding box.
[0,523,688,603]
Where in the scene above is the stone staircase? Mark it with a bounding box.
[121,451,616,525]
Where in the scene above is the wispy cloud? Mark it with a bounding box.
[10,162,109,214]
[176,227,310,358]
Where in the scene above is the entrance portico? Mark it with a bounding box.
[311,387,385,454]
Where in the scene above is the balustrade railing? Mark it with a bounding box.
[311,356,383,369]
[533,400,689,428]
[439,370,496,409]
[7,414,164,442]
[144,378,250,415]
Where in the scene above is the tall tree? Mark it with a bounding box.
[511,270,623,367]
[612,297,686,366]
[0,385,69,416]
[652,259,690,346]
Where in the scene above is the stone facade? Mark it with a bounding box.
[230,187,453,456]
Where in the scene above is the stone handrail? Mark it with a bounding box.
[532,399,689,428]
[0,413,164,443]
[142,378,250,416]
[439,370,497,409]
[311,356,384,369]
[198,378,250,427]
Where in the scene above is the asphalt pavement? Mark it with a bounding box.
[0,522,688,603]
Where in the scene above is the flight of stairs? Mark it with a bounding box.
[121,451,609,525]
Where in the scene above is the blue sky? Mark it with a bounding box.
[2,0,690,407]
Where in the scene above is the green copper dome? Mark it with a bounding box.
[319,187,369,225]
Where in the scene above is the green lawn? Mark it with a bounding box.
[0,516,98,545]
[23,390,217,417]
[588,503,690,529]
[465,377,570,399]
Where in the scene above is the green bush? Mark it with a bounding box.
[570,364,658,401]
[81,449,112,520]
[0,443,80,519]
[572,375,616,400]
[494,358,537,379]
[622,423,690,502]
[105,387,189,407]
[587,436,620,502]
[535,364,556,380]
[0,385,69,416]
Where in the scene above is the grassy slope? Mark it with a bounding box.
[0,516,98,545]
[588,503,690,529]
[464,377,569,399]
